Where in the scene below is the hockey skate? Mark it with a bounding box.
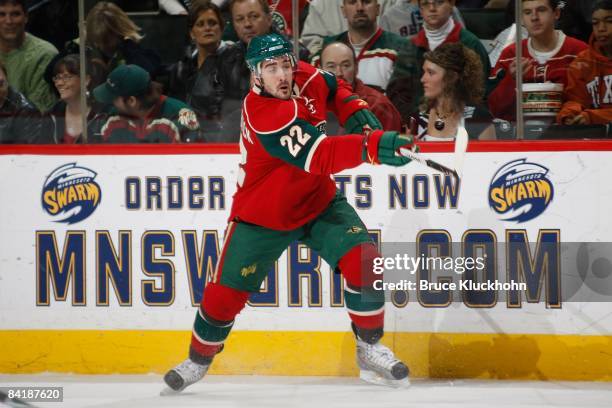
[161,358,210,395]
[353,324,410,388]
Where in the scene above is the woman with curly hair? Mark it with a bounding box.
[413,42,495,140]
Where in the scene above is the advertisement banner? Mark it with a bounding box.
[1,145,611,337]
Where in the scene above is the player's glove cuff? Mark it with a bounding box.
[340,96,383,133]
[363,130,416,167]
[363,129,384,164]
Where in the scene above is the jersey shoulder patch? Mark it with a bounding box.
[244,92,298,134]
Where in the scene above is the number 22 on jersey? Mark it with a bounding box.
[280,125,311,157]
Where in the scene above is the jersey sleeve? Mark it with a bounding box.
[300,64,368,126]
[325,74,372,125]
[488,47,517,120]
[257,119,365,175]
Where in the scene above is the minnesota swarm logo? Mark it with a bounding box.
[488,158,554,223]
[42,163,101,224]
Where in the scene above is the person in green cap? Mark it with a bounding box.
[93,64,201,143]
[162,33,414,395]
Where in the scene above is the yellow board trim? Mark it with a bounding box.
[1,330,611,381]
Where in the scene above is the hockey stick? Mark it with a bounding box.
[398,126,468,182]
[398,147,458,178]
[0,390,40,408]
[453,127,469,177]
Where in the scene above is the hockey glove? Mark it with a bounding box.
[341,96,383,134]
[363,130,416,167]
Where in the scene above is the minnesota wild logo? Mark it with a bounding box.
[271,11,287,33]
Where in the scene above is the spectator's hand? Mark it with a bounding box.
[509,57,533,80]
[562,113,588,125]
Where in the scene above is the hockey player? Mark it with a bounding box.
[163,33,414,393]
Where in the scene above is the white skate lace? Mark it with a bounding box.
[175,359,208,384]
[361,342,400,372]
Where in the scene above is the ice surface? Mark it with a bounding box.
[1,374,611,408]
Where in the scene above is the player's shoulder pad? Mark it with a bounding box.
[296,60,317,76]
[243,91,298,134]
[294,60,337,98]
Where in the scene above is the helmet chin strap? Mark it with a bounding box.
[252,75,266,95]
[251,63,266,94]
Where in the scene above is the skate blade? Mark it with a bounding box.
[359,369,410,388]
[160,386,182,396]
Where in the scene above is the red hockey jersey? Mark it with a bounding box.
[229,61,368,230]
[489,33,588,121]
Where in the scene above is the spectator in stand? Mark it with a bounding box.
[301,0,398,55]
[169,0,229,142]
[218,0,273,139]
[41,54,108,144]
[0,0,57,111]
[216,0,272,141]
[94,64,200,143]
[557,0,612,125]
[229,0,309,61]
[413,42,495,140]
[380,0,465,39]
[0,60,41,143]
[311,0,417,93]
[390,0,489,122]
[211,0,309,37]
[488,0,588,121]
[86,2,162,79]
[320,41,402,131]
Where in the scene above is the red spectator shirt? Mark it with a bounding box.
[489,34,588,121]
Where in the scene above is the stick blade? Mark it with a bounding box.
[454,127,469,176]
